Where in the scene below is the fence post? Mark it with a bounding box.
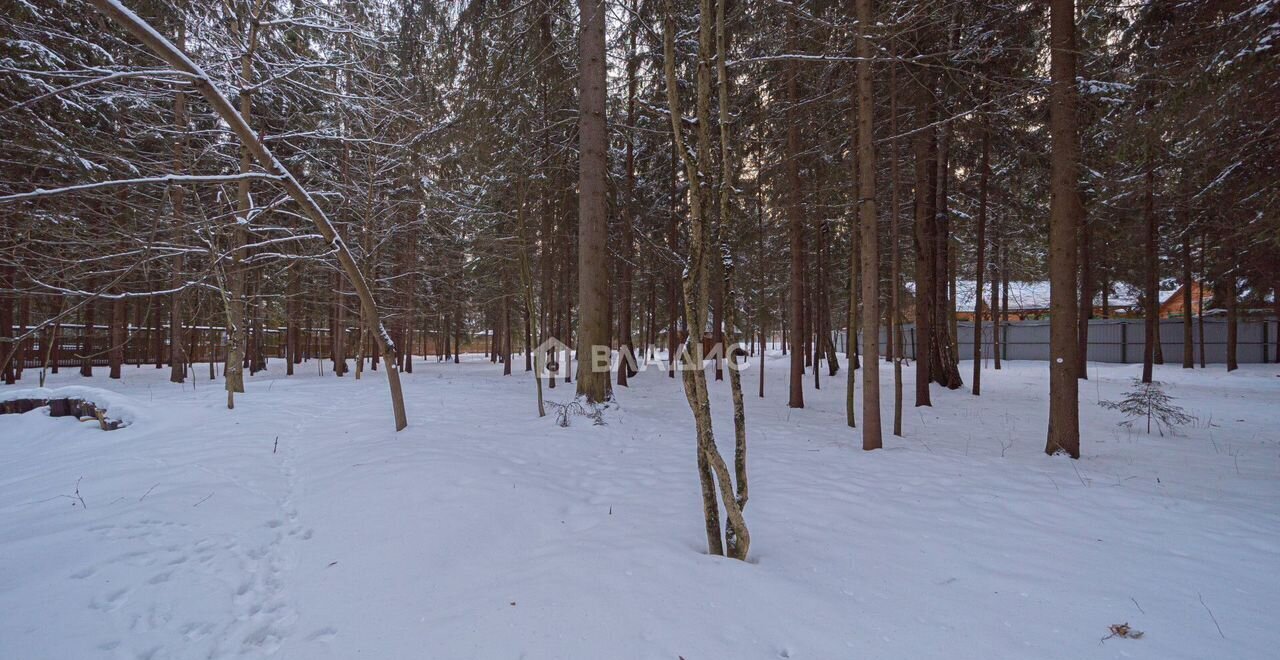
[1264,320,1270,364]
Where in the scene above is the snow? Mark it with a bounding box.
[948,280,1179,311]
[0,384,144,426]
[919,279,1057,310]
[2,355,1278,659]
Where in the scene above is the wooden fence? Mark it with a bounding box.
[5,323,490,372]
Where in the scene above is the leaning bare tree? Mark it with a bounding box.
[87,0,408,430]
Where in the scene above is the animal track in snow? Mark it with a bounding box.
[307,626,338,642]
[90,587,131,612]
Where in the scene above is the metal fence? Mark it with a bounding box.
[841,317,1278,364]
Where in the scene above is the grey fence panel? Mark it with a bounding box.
[1004,321,1049,361]
[954,322,997,361]
[1086,321,1127,363]
[873,317,1275,365]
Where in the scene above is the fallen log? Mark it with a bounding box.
[1,394,128,430]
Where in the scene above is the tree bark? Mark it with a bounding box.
[1226,273,1238,371]
[1045,0,1081,458]
[109,298,124,379]
[888,50,904,436]
[1077,197,1092,379]
[169,18,188,384]
[992,225,1002,370]
[618,0,639,388]
[786,13,805,410]
[911,66,935,408]
[856,0,881,449]
[1142,154,1158,384]
[972,118,989,395]
[716,0,749,531]
[663,0,749,560]
[576,0,611,403]
[1182,220,1194,369]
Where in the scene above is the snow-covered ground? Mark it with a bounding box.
[2,353,1277,659]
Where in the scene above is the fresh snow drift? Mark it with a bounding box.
[1,355,1278,659]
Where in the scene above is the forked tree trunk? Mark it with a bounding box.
[716,0,749,521]
[663,0,749,560]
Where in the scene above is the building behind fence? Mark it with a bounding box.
[841,317,1279,365]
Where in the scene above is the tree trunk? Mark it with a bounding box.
[664,0,749,560]
[911,66,935,408]
[1182,225,1194,368]
[1142,156,1158,384]
[575,0,611,403]
[992,226,1002,370]
[786,13,805,410]
[169,22,188,384]
[618,2,638,388]
[109,298,124,379]
[1077,192,1092,379]
[1226,274,1238,371]
[1044,0,1081,458]
[856,0,881,449]
[972,118,989,395]
[888,51,904,436]
[716,0,749,533]
[846,176,857,424]
[80,292,94,377]
[223,7,256,406]
[287,263,298,376]
[932,124,962,390]
[0,265,12,384]
[1198,230,1207,368]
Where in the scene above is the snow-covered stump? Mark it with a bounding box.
[0,387,136,430]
